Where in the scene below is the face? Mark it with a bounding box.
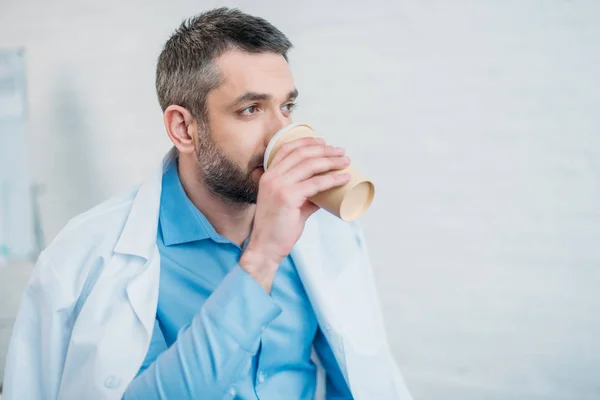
[197,49,297,204]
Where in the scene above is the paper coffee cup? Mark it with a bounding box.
[263,123,375,222]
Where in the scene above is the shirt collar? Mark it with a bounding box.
[159,159,220,246]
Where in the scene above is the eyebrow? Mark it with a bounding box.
[231,88,299,108]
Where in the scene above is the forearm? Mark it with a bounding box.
[124,265,281,399]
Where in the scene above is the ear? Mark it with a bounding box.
[164,105,199,154]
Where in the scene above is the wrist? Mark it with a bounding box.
[239,247,281,292]
[240,246,281,273]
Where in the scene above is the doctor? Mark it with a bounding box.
[3,7,413,400]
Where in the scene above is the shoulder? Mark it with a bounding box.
[45,187,139,261]
[31,187,140,300]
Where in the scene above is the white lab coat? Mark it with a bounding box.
[3,148,413,400]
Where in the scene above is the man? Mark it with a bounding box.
[3,8,413,400]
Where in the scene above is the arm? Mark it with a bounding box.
[123,264,281,399]
[313,329,354,400]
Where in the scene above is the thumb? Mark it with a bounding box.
[300,201,320,220]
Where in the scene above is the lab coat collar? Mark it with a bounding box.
[113,147,178,259]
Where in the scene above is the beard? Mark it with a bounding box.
[196,125,263,205]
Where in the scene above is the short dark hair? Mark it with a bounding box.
[155,7,293,123]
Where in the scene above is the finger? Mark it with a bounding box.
[285,155,351,183]
[297,172,351,199]
[268,136,326,169]
[271,144,345,175]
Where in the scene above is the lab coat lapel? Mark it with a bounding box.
[290,213,329,324]
[116,147,177,338]
[291,213,350,383]
[292,213,399,399]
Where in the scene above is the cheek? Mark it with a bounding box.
[207,104,269,168]
[217,126,264,169]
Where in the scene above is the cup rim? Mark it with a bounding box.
[263,123,312,170]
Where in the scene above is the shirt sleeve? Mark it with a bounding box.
[123,264,282,399]
[313,328,354,400]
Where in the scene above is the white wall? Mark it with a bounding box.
[1,0,600,398]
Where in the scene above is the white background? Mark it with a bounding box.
[1,0,600,398]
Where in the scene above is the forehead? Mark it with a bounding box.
[212,49,295,100]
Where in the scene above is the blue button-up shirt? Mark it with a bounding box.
[124,160,352,399]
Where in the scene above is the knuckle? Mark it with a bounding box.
[325,158,341,170]
[310,158,330,172]
[305,144,321,156]
[293,147,309,158]
[302,158,323,171]
[313,159,328,171]
[292,147,314,162]
[275,188,291,204]
[279,142,294,153]
[328,173,343,185]
[314,175,330,189]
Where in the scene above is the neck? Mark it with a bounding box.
[177,154,256,247]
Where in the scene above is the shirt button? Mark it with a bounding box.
[104,375,121,389]
[229,387,237,397]
[257,371,265,383]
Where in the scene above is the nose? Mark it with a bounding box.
[263,111,292,147]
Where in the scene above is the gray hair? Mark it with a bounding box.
[155,7,293,123]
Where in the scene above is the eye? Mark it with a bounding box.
[282,102,297,113]
[240,105,259,116]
